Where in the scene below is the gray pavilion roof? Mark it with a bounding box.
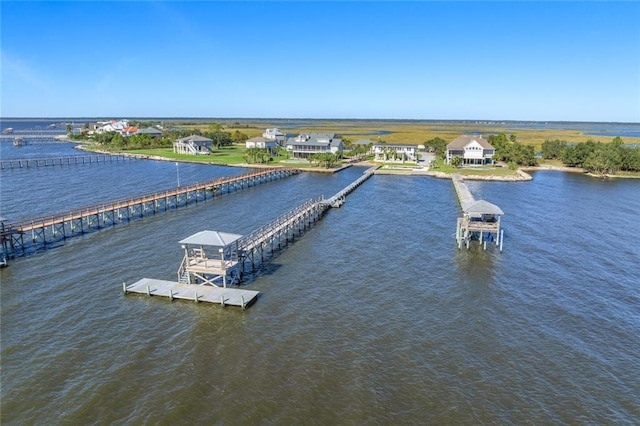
[463,199,504,216]
[179,230,243,247]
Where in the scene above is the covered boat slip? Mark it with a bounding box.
[125,278,259,308]
[452,175,505,251]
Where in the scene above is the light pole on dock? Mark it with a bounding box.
[176,162,180,187]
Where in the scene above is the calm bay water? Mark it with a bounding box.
[1,131,639,424]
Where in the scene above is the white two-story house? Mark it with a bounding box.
[446,135,495,165]
[246,136,277,153]
[372,144,418,162]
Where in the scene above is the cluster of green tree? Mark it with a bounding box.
[542,137,640,175]
[244,148,272,164]
[424,137,448,158]
[487,133,537,168]
[348,144,371,160]
[342,139,372,160]
[308,152,340,168]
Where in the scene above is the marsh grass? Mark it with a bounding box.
[171,119,639,150]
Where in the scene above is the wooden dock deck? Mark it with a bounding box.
[125,278,259,309]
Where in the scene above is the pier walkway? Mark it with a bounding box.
[451,174,476,209]
[323,166,376,207]
[237,167,376,272]
[0,154,137,170]
[1,168,299,259]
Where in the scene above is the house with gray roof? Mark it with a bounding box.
[446,135,495,165]
[246,136,277,153]
[285,133,343,159]
[262,128,285,145]
[136,127,164,138]
[174,135,213,155]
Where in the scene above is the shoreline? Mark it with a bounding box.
[76,145,638,180]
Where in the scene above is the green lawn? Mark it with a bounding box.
[125,146,247,165]
[429,158,518,176]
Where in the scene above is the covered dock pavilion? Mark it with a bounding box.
[456,199,505,250]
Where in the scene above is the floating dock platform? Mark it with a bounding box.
[124,278,259,309]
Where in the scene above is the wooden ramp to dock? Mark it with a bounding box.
[323,166,376,208]
[451,174,475,209]
[125,278,259,309]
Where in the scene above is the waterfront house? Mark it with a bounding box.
[372,143,418,162]
[246,137,277,153]
[285,133,343,159]
[263,128,285,145]
[446,135,495,165]
[173,135,213,155]
[136,127,164,138]
[122,126,138,137]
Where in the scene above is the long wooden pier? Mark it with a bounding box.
[0,154,137,170]
[0,130,68,144]
[0,168,299,259]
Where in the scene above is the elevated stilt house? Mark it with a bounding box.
[173,135,213,155]
[177,230,243,287]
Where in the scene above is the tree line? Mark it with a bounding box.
[542,137,640,174]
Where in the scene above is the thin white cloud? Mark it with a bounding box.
[0,50,51,92]
[93,58,136,94]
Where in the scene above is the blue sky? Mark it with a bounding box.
[1,1,639,122]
